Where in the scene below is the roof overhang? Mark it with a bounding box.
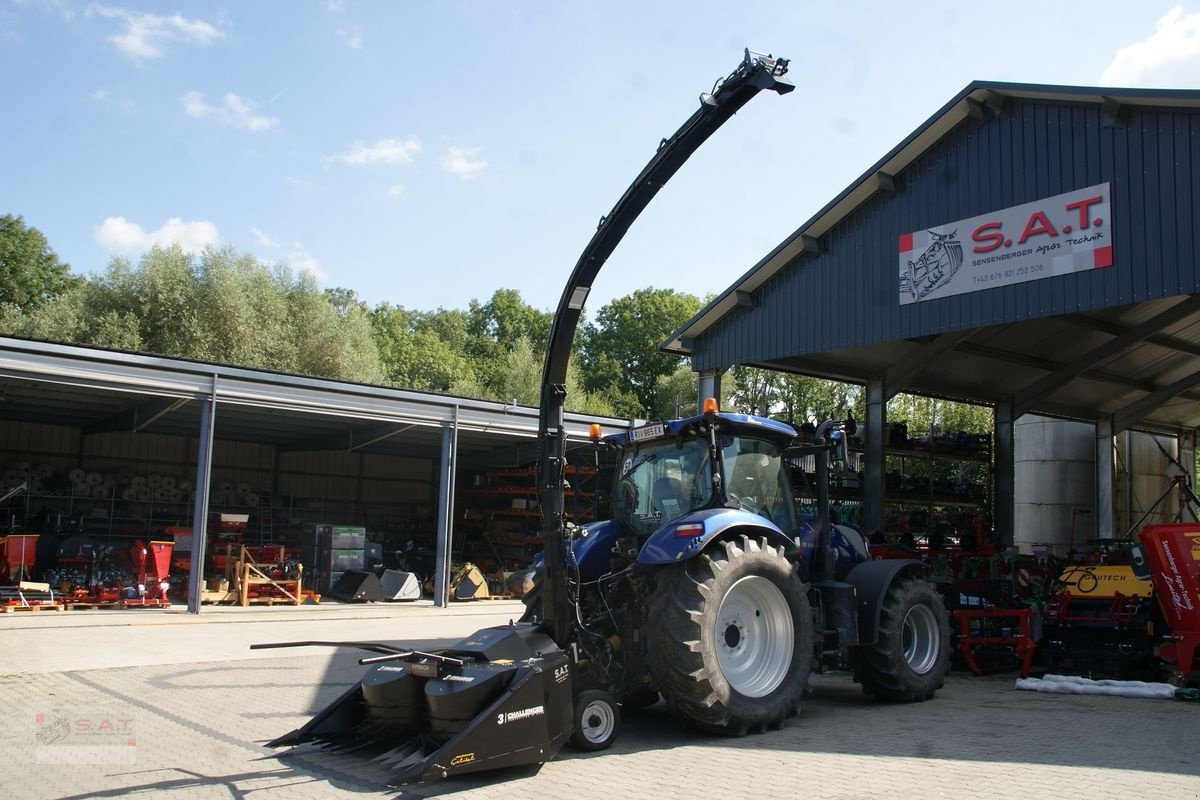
[0,336,629,466]
[664,81,1200,355]
[661,81,1200,434]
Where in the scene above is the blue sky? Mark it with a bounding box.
[2,2,1198,315]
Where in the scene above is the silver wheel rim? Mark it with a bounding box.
[715,575,794,698]
[580,698,615,745]
[902,603,940,674]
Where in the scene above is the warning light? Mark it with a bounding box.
[588,423,603,440]
[703,397,719,414]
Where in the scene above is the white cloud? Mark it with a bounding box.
[1101,6,1200,86]
[250,230,321,279]
[326,136,422,166]
[251,227,278,248]
[182,91,279,131]
[338,27,362,49]
[325,0,345,11]
[88,5,223,62]
[440,145,487,179]
[388,183,405,198]
[94,216,219,255]
[286,243,325,281]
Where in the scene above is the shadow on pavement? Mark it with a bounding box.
[49,764,388,800]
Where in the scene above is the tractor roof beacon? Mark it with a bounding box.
[252,50,951,786]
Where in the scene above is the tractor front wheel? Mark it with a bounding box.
[646,535,812,734]
[850,577,950,701]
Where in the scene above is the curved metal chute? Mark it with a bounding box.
[537,50,794,645]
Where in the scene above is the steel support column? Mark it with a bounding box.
[697,368,725,413]
[432,408,459,608]
[186,377,217,614]
[1096,416,1115,539]
[994,401,1015,548]
[864,377,885,535]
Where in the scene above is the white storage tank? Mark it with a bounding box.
[1014,416,1095,556]
[1114,430,1180,536]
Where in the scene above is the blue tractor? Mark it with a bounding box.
[256,51,949,785]
[522,407,951,748]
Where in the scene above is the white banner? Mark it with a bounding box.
[898,182,1112,304]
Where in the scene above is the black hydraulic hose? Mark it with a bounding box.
[536,50,794,647]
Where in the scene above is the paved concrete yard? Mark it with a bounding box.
[2,602,1197,800]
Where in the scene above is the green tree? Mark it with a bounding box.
[370,303,475,392]
[414,307,471,352]
[0,214,80,312]
[729,366,781,417]
[450,334,617,416]
[775,374,862,426]
[324,287,369,316]
[579,351,642,417]
[887,393,991,436]
[2,244,383,384]
[464,289,553,397]
[729,367,864,424]
[466,288,551,351]
[485,335,543,406]
[579,287,702,416]
[564,365,620,417]
[286,272,383,382]
[651,365,699,420]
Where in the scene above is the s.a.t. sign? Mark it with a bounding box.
[898,183,1112,304]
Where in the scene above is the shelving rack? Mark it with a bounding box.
[788,424,993,547]
[455,462,602,573]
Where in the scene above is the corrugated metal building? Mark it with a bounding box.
[665,82,1200,547]
[0,337,626,610]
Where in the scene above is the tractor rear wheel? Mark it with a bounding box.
[646,535,812,734]
[850,576,950,701]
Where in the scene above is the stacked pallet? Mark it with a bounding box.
[0,581,64,613]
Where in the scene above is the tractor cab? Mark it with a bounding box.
[605,410,800,538]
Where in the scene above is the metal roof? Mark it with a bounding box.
[663,81,1200,433]
[0,336,628,467]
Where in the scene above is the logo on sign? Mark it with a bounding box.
[898,183,1112,304]
[900,230,964,301]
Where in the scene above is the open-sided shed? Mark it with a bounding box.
[0,336,626,609]
[664,82,1200,543]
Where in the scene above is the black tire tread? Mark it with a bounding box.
[645,535,812,734]
[850,577,950,702]
[569,689,620,752]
